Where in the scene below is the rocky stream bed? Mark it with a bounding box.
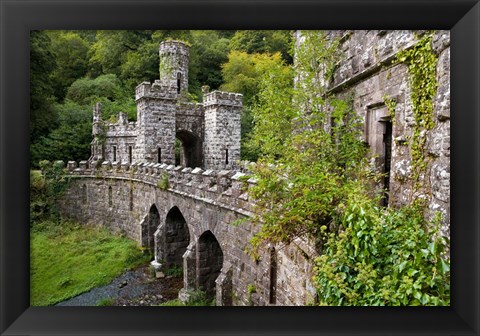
[56,264,183,306]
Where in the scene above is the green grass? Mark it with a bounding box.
[96,297,116,306]
[158,290,214,306]
[30,220,151,306]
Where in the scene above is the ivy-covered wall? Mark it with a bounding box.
[320,30,450,237]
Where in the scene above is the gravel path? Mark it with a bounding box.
[56,265,183,306]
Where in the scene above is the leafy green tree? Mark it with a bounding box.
[30,31,58,145]
[246,30,450,306]
[48,31,90,100]
[221,51,292,160]
[31,101,92,165]
[89,31,153,77]
[229,30,293,63]
[188,30,230,97]
[66,74,123,105]
[120,40,159,91]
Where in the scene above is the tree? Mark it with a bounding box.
[88,31,153,77]
[30,31,58,152]
[120,40,159,91]
[221,51,292,160]
[48,31,90,101]
[229,30,293,63]
[66,74,123,105]
[189,30,230,98]
[31,101,92,165]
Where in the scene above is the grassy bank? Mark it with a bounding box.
[30,220,151,306]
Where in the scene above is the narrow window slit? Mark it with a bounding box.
[108,186,113,207]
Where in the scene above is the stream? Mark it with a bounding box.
[55,264,183,306]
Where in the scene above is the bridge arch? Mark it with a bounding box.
[175,129,202,168]
[142,204,159,254]
[197,230,223,300]
[164,206,190,268]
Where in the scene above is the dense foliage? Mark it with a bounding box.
[246,31,450,305]
[30,30,293,167]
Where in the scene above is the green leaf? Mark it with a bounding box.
[439,259,450,274]
[398,261,408,274]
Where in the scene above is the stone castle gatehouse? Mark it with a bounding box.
[91,40,242,171]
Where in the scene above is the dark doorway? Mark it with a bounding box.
[165,206,190,268]
[176,130,202,168]
[197,230,223,300]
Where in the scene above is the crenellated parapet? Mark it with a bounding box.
[65,160,256,216]
[203,90,243,107]
[104,112,137,136]
[135,80,178,101]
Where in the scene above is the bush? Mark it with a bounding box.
[314,198,450,306]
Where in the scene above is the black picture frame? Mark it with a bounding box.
[1,0,479,335]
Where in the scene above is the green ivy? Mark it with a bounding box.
[396,32,438,183]
[157,173,169,190]
[31,161,69,225]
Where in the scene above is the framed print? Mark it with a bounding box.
[1,0,479,335]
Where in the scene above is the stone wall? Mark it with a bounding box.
[59,160,316,306]
[301,30,451,235]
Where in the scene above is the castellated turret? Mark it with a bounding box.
[159,40,190,95]
[91,102,104,161]
[203,90,243,170]
[91,40,242,170]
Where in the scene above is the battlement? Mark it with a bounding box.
[203,90,243,108]
[135,80,177,101]
[160,40,190,56]
[177,101,204,116]
[65,160,256,215]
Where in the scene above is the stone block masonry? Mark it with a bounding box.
[93,40,243,171]
[318,30,451,236]
[59,160,316,306]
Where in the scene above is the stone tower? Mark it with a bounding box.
[92,39,242,168]
[133,41,191,164]
[159,40,190,96]
[90,102,104,161]
[203,91,242,170]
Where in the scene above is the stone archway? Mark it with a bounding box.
[197,230,223,300]
[143,204,159,254]
[164,206,190,268]
[176,129,202,168]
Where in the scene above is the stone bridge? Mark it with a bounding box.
[58,160,317,306]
